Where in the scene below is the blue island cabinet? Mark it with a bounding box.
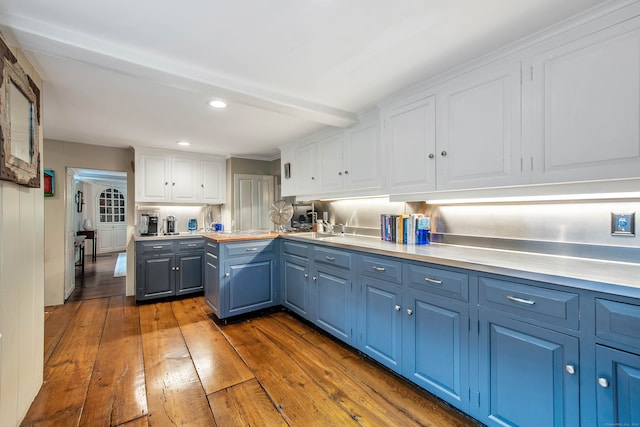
[205,238,279,319]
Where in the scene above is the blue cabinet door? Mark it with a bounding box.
[225,257,276,317]
[311,265,352,344]
[137,255,175,300]
[358,277,402,371]
[596,345,640,426]
[204,251,220,316]
[478,312,579,427]
[282,254,309,318]
[404,289,470,411]
[176,252,203,295]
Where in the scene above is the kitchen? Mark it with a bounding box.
[1,1,640,426]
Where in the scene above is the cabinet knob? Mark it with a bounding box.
[175,267,179,271]
[311,176,315,180]
[164,182,168,186]
[338,172,342,176]
[406,308,413,316]
[428,153,435,159]
[597,377,609,388]
[304,274,309,278]
[201,184,204,188]
[225,273,230,277]
[565,365,576,375]
[172,182,176,186]
[171,267,176,271]
[394,305,401,311]
[344,170,349,175]
[441,151,447,157]
[312,276,317,281]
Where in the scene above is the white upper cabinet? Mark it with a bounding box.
[318,132,344,193]
[530,18,640,184]
[135,148,226,203]
[137,152,171,201]
[343,120,382,192]
[171,157,198,202]
[200,160,226,204]
[295,142,321,195]
[382,95,436,194]
[437,62,523,190]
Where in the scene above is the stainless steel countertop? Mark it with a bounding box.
[134,232,206,241]
[281,232,640,298]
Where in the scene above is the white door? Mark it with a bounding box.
[384,95,437,194]
[319,133,344,193]
[171,157,197,202]
[295,143,320,195]
[96,186,127,253]
[234,174,275,231]
[137,153,170,201]
[64,168,76,299]
[201,160,225,204]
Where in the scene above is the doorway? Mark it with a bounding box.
[65,168,127,301]
[233,174,275,230]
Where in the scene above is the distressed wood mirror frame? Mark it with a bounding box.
[0,36,41,188]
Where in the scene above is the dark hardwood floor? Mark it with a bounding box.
[67,252,126,302]
[29,255,480,426]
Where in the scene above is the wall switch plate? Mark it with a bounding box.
[611,212,635,236]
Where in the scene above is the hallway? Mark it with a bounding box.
[67,252,126,302]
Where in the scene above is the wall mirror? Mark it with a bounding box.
[0,36,41,188]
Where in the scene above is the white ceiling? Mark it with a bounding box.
[0,0,607,159]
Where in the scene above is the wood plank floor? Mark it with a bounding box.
[26,266,481,426]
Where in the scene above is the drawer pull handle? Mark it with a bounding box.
[153,246,163,249]
[507,295,536,305]
[187,244,197,247]
[373,266,386,272]
[246,248,258,252]
[424,277,443,285]
[394,305,401,311]
[325,256,336,261]
[565,365,576,375]
[598,377,609,388]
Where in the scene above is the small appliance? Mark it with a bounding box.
[165,215,177,235]
[139,214,149,235]
[188,218,197,233]
[147,214,159,236]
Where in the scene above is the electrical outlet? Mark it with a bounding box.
[611,212,635,236]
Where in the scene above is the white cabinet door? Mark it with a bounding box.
[171,158,197,202]
[201,160,226,204]
[383,96,437,194]
[344,121,382,192]
[296,142,320,195]
[530,21,640,184]
[438,62,523,190]
[113,225,127,252]
[319,133,344,193]
[137,153,170,201]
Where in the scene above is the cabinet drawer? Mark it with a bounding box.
[224,239,275,257]
[596,299,640,351]
[177,239,204,252]
[138,241,174,254]
[282,240,309,257]
[479,276,579,330]
[314,246,351,270]
[405,262,468,301]
[205,240,218,256]
[360,255,402,284]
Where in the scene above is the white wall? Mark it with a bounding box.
[0,42,45,427]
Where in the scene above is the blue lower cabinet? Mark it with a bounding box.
[311,265,352,344]
[204,248,220,316]
[404,289,470,412]
[596,345,640,426]
[282,254,310,318]
[226,257,276,316]
[358,277,402,371]
[478,312,580,427]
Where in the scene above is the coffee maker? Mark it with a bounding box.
[165,215,177,235]
[140,212,159,236]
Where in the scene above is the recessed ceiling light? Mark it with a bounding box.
[176,140,190,146]
[208,99,227,109]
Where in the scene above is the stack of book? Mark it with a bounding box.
[380,214,430,245]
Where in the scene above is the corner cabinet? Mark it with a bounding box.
[205,238,279,320]
[135,238,204,301]
[135,148,226,203]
